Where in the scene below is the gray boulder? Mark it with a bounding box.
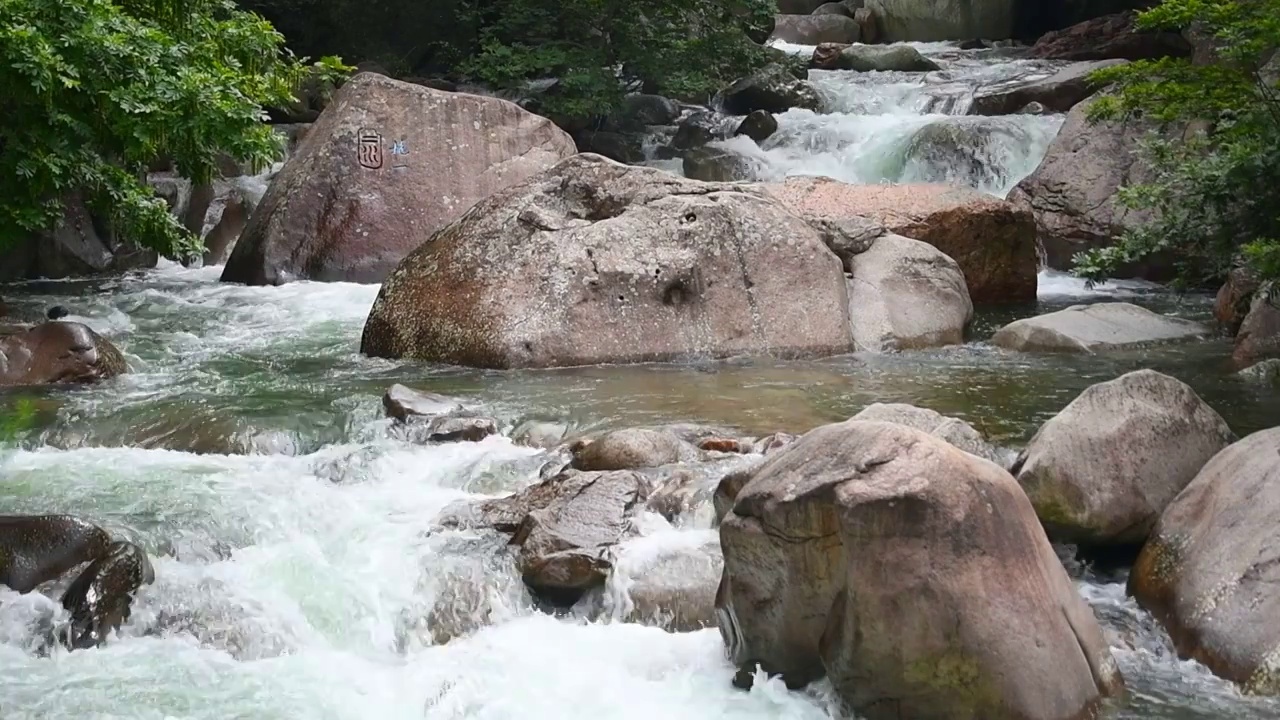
[833,44,940,72]
[969,60,1128,116]
[846,233,973,351]
[1009,96,1160,273]
[1012,370,1236,547]
[721,63,822,115]
[361,154,853,368]
[1130,428,1280,693]
[991,302,1209,353]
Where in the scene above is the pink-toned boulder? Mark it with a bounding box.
[764,176,1038,304]
[221,72,577,285]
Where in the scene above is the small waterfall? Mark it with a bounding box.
[700,42,1070,197]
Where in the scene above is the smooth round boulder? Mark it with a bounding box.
[0,515,112,593]
[845,233,973,351]
[59,540,155,650]
[0,321,127,386]
[572,428,692,471]
[1129,428,1280,693]
[1233,295,1280,370]
[716,420,1122,718]
[1012,370,1235,548]
[361,154,853,368]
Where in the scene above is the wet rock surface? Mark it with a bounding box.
[361,154,853,368]
[716,419,1123,718]
[1130,428,1280,693]
[1013,369,1236,548]
[0,321,127,387]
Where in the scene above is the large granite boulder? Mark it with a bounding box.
[220,72,576,285]
[770,14,861,44]
[0,322,127,386]
[991,303,1209,353]
[1028,11,1193,61]
[846,233,973,351]
[866,0,1016,41]
[716,420,1123,718]
[1008,96,1158,273]
[1012,370,1235,547]
[969,60,1128,116]
[361,154,853,368]
[1233,294,1280,370]
[0,196,155,281]
[764,176,1037,303]
[1130,428,1280,693]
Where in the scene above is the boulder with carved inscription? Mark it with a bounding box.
[221,72,577,285]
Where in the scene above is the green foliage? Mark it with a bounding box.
[0,0,340,259]
[1074,0,1280,289]
[443,0,776,119]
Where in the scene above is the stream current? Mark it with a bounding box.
[3,42,1280,720]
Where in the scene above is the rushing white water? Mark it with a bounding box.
[708,42,1066,196]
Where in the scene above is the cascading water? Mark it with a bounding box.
[3,43,1280,720]
[705,42,1067,196]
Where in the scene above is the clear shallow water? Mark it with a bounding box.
[2,261,1280,720]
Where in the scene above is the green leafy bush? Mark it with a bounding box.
[1074,0,1280,290]
[0,0,337,259]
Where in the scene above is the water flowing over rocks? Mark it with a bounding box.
[1027,11,1193,61]
[991,303,1210,353]
[0,321,127,386]
[575,533,723,632]
[849,402,1004,465]
[1012,370,1236,548]
[845,233,974,351]
[764,176,1037,304]
[381,384,498,444]
[715,419,1123,718]
[361,153,853,368]
[969,59,1128,116]
[220,72,576,285]
[1130,428,1280,694]
[1009,96,1159,274]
